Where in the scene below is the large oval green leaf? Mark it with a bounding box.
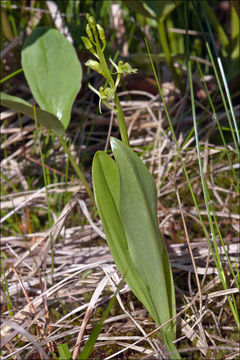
[110,137,179,358]
[0,92,65,136]
[21,27,82,129]
[92,151,160,323]
[93,142,180,358]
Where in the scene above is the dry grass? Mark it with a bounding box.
[1,80,239,359]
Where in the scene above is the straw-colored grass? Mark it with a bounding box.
[1,83,239,359]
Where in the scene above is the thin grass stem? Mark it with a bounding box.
[169,175,203,317]
[33,106,52,225]
[196,1,240,154]
[1,253,13,317]
[187,43,240,329]
[57,135,95,204]
[146,37,240,328]
[0,68,23,84]
[195,58,239,190]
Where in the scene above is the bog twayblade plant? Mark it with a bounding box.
[0,27,94,203]
[83,14,180,359]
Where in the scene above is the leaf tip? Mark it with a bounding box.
[110,136,119,150]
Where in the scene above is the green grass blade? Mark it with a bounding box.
[196,1,240,152]
[57,344,72,360]
[78,280,123,360]
[0,68,23,84]
[186,17,240,327]
[193,60,240,293]
[194,60,239,189]
[1,253,13,317]
[58,136,94,204]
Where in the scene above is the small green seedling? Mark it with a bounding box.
[83,14,180,359]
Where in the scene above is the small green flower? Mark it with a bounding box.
[122,62,138,74]
[88,84,116,113]
[100,86,115,101]
[110,59,137,75]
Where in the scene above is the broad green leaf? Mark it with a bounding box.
[21,27,82,129]
[0,92,65,136]
[57,344,72,360]
[92,151,160,323]
[110,137,178,358]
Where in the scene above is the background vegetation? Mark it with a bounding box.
[1,1,239,359]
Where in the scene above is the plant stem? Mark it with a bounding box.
[58,136,95,204]
[94,37,130,146]
[114,94,130,146]
[96,42,115,88]
[33,108,52,226]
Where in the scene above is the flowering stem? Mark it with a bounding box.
[97,50,130,146]
[90,20,130,147]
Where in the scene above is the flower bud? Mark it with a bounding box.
[86,13,96,28]
[96,24,105,43]
[85,60,104,76]
[81,36,93,51]
[86,24,94,44]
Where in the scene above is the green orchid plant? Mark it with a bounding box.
[82,14,180,359]
[1,16,180,358]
